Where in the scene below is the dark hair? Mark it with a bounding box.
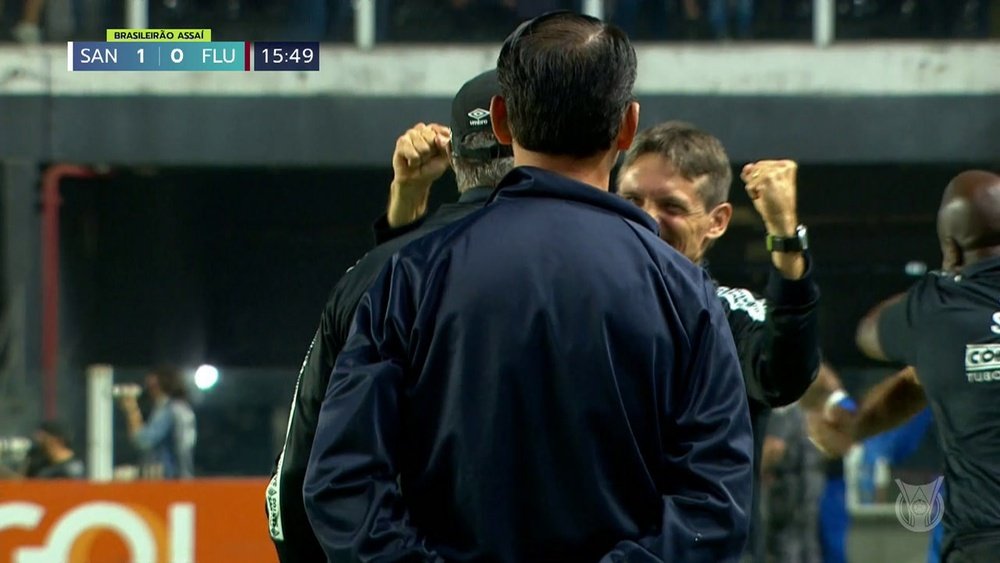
[151,365,189,403]
[622,121,733,208]
[497,11,637,158]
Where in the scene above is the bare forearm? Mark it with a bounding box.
[386,123,451,228]
[850,367,926,441]
[387,181,430,228]
[798,362,843,410]
[124,405,144,436]
[765,218,805,280]
[760,437,786,473]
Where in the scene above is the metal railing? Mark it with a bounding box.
[348,0,839,50]
[116,0,845,51]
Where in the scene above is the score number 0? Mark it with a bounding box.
[136,48,185,64]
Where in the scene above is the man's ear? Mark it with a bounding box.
[490,95,513,146]
[706,202,733,241]
[941,238,963,273]
[616,101,640,151]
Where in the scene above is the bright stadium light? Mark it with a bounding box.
[905,260,928,277]
[194,364,219,390]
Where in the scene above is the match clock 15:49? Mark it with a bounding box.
[253,41,319,71]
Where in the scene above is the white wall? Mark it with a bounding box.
[0,42,998,97]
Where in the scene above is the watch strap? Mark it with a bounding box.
[766,224,808,252]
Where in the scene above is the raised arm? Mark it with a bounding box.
[729,160,821,407]
[373,123,452,244]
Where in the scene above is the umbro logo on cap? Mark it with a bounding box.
[467,108,490,120]
[467,108,490,126]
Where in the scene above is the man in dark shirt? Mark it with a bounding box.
[266,69,515,563]
[819,170,1000,562]
[304,11,752,563]
[616,121,822,561]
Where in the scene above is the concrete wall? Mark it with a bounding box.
[0,43,998,166]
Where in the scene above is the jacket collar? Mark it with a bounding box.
[488,166,659,234]
[959,255,1000,278]
[457,186,494,204]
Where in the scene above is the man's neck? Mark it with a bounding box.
[513,145,616,191]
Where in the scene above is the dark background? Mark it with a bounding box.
[43,161,978,474]
[3,79,997,475]
[56,163,964,371]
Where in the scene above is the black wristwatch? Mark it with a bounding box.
[766,224,808,253]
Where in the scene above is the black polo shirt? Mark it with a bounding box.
[878,256,1000,554]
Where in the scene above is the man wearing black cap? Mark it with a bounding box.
[266,69,514,563]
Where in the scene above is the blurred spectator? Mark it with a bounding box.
[25,420,85,479]
[856,407,934,503]
[611,0,669,40]
[446,0,520,41]
[118,366,197,479]
[917,0,991,38]
[818,460,849,563]
[762,404,823,563]
[709,0,754,39]
[609,0,705,41]
[507,0,562,19]
[680,0,702,36]
[851,408,943,562]
[11,0,43,42]
[287,0,391,42]
[391,0,577,42]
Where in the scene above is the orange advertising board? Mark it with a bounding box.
[0,479,275,563]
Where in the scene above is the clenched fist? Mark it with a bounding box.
[741,160,799,237]
[388,123,452,228]
[392,122,452,191]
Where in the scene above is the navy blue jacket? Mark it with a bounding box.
[304,167,753,562]
[267,188,494,563]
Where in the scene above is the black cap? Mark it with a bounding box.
[450,69,513,161]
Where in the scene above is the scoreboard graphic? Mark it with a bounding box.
[67,29,319,71]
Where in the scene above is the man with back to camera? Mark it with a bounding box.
[810,170,1000,562]
[304,11,752,563]
[383,114,835,563]
[265,69,515,563]
[388,119,829,562]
